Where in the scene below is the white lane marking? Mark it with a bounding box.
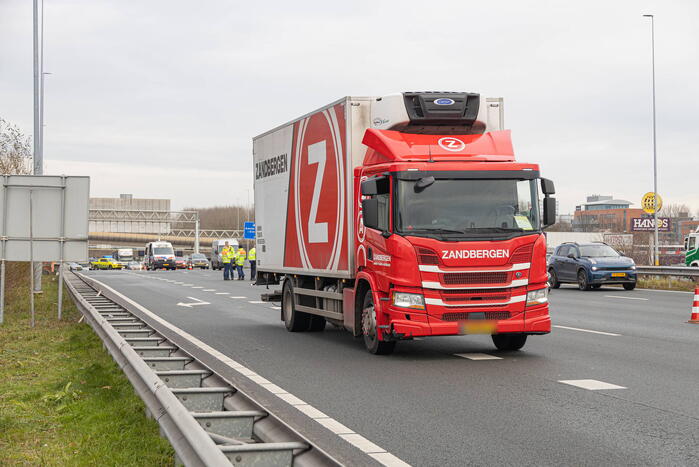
[260,383,286,394]
[248,374,271,385]
[182,283,193,286]
[249,301,265,304]
[295,404,328,419]
[316,417,354,434]
[203,289,215,292]
[191,286,203,289]
[215,292,229,295]
[271,306,281,310]
[173,282,184,285]
[559,379,626,390]
[370,453,412,467]
[553,325,621,337]
[230,296,246,299]
[454,353,503,360]
[340,433,385,454]
[604,295,648,301]
[83,274,408,467]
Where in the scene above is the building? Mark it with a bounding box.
[573,195,641,232]
[89,194,172,234]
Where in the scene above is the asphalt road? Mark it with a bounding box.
[84,268,699,466]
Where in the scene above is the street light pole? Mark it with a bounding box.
[643,14,659,266]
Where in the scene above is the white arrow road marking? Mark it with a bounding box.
[176,297,211,308]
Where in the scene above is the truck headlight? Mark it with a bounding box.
[392,292,425,310]
[526,288,548,307]
[630,265,636,270]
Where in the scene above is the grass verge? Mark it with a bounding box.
[637,276,697,292]
[0,270,173,466]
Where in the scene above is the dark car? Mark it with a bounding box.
[548,242,637,290]
[187,253,210,269]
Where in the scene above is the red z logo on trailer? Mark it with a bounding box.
[284,104,348,271]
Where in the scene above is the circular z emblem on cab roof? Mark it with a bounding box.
[434,98,455,105]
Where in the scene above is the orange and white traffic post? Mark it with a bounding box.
[689,287,699,324]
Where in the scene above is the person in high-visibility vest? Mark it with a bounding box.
[235,247,246,280]
[248,247,256,281]
[221,242,235,281]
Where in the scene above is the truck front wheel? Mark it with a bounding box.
[282,280,310,332]
[361,290,395,355]
[492,333,527,351]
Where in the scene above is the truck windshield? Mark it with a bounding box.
[154,247,174,255]
[395,178,540,238]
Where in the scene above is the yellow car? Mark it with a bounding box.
[90,258,123,270]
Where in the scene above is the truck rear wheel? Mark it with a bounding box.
[492,333,527,351]
[282,280,311,332]
[361,290,395,355]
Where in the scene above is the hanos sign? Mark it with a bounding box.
[631,217,670,232]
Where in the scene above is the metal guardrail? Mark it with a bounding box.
[64,271,341,467]
[635,266,699,277]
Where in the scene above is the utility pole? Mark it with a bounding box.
[643,14,660,266]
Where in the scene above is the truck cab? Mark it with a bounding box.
[356,110,555,353]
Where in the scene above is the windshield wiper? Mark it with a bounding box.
[461,227,524,233]
[407,228,465,235]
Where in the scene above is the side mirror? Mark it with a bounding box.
[567,252,576,259]
[541,178,555,195]
[543,196,556,227]
[685,237,689,250]
[361,176,389,196]
[362,198,379,231]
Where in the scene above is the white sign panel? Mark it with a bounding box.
[0,175,89,262]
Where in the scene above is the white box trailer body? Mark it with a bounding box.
[253,94,505,279]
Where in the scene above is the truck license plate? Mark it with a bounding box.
[460,321,497,335]
[611,272,626,277]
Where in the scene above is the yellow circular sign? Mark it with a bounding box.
[641,192,662,214]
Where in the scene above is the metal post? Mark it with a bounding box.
[0,176,6,326]
[644,14,659,266]
[194,218,200,254]
[32,0,44,293]
[57,176,66,320]
[29,190,35,328]
[0,261,5,325]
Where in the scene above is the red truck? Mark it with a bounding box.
[253,92,555,354]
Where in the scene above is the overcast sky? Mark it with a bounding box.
[1,0,697,213]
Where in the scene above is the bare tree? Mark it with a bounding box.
[0,118,32,175]
[661,203,691,219]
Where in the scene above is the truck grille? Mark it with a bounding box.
[441,288,510,303]
[442,311,511,321]
[441,272,509,285]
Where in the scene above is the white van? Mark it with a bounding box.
[144,241,176,270]
[210,238,239,270]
